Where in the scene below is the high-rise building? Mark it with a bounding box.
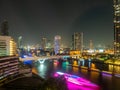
[18,36,22,48]
[89,40,93,50]
[113,0,120,55]
[0,36,17,56]
[46,40,52,49]
[54,35,61,55]
[41,37,47,50]
[72,32,83,52]
[0,20,9,36]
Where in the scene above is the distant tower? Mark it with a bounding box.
[46,40,52,49]
[72,32,83,52]
[1,20,9,36]
[54,35,61,55]
[89,40,93,50]
[18,36,22,48]
[113,0,120,55]
[41,37,47,50]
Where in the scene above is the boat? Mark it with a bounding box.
[54,72,99,88]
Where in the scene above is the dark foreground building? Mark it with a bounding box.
[0,56,19,86]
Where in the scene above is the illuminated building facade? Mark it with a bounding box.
[54,35,61,55]
[113,0,120,55]
[72,32,83,53]
[46,40,52,49]
[0,36,17,56]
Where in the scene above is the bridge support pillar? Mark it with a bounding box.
[38,59,46,64]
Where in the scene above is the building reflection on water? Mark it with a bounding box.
[108,64,120,74]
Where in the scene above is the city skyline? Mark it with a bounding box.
[0,0,113,48]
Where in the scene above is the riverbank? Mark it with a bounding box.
[0,73,44,90]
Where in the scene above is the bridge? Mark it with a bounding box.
[19,55,81,64]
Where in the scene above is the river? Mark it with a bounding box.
[30,59,120,90]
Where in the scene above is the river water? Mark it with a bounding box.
[30,59,120,90]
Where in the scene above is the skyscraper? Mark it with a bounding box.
[54,35,61,55]
[89,40,93,50]
[72,32,83,52]
[0,20,9,36]
[113,0,120,55]
[41,37,47,50]
[18,36,22,48]
[46,40,52,49]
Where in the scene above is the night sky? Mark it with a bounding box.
[0,0,113,48]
